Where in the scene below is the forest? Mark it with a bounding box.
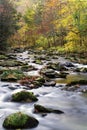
[0,0,87,53]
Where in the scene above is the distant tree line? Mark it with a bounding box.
[0,0,87,53]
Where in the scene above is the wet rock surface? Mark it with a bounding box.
[11,90,38,102]
[34,104,64,114]
[3,112,39,129]
[0,69,25,82]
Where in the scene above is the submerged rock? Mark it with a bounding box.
[34,104,64,114]
[12,91,38,102]
[3,112,39,129]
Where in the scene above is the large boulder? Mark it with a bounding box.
[11,91,38,102]
[3,112,39,129]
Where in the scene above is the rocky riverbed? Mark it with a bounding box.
[0,49,87,130]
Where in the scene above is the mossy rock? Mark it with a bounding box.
[80,68,87,73]
[6,54,16,60]
[44,81,56,86]
[34,59,43,65]
[0,69,25,82]
[33,81,43,87]
[66,74,87,86]
[59,72,68,78]
[19,76,45,89]
[0,55,7,60]
[3,112,39,129]
[21,65,37,72]
[66,80,87,86]
[78,59,87,65]
[35,77,45,83]
[34,104,52,113]
[40,69,58,78]
[46,62,68,71]
[12,91,38,102]
[0,60,26,67]
[34,77,45,87]
[34,104,64,114]
[57,74,87,85]
[75,67,87,73]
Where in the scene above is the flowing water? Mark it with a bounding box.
[0,51,87,130]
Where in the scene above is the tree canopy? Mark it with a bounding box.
[0,0,87,52]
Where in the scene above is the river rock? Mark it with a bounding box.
[40,69,59,78]
[0,60,27,67]
[46,62,68,71]
[80,68,87,73]
[64,62,75,67]
[33,59,43,65]
[19,76,45,89]
[0,54,7,60]
[75,67,87,73]
[66,80,87,86]
[59,72,68,78]
[11,91,38,102]
[3,112,39,129]
[44,81,56,86]
[21,65,37,72]
[1,69,25,82]
[34,104,64,114]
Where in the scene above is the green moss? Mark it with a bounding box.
[0,60,27,67]
[0,55,7,60]
[35,59,43,65]
[57,74,87,85]
[0,69,25,82]
[12,91,38,102]
[21,65,29,71]
[21,65,36,72]
[34,104,52,113]
[3,112,39,129]
[36,77,45,83]
[67,80,87,86]
[33,77,45,87]
[66,74,87,86]
[34,104,64,114]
